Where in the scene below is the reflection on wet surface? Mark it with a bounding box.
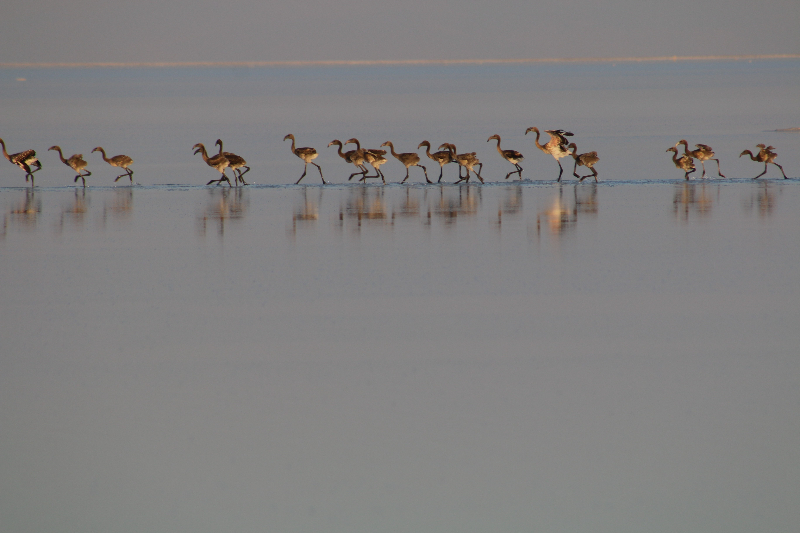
[56,189,89,232]
[198,187,249,237]
[0,182,794,243]
[743,181,781,218]
[672,182,717,222]
[5,189,41,232]
[101,187,133,226]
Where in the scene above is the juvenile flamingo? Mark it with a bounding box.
[49,145,91,187]
[192,142,231,186]
[525,127,573,181]
[487,134,524,180]
[284,134,325,184]
[418,140,455,183]
[345,138,387,182]
[667,146,696,180]
[91,146,134,183]
[567,143,599,182]
[1,138,41,187]
[440,143,483,184]
[678,140,725,178]
[380,141,430,183]
[215,139,249,186]
[328,139,368,181]
[740,145,788,179]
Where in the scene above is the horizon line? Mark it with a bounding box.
[2,54,799,69]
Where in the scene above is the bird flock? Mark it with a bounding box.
[1,131,792,188]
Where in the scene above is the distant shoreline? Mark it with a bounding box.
[2,54,799,69]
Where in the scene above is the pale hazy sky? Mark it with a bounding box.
[2,0,798,63]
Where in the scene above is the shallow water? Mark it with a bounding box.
[1,61,799,533]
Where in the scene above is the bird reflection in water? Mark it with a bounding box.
[56,188,89,232]
[493,184,523,230]
[427,184,482,227]
[101,187,133,227]
[6,189,41,232]
[391,187,421,226]
[288,187,322,239]
[743,181,781,218]
[673,182,716,222]
[338,186,390,232]
[536,185,577,237]
[198,187,248,237]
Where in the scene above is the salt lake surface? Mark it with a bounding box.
[1,60,799,533]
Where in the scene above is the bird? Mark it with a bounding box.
[328,139,368,181]
[1,138,41,187]
[525,127,573,181]
[677,140,725,178]
[487,134,524,180]
[344,138,386,182]
[215,139,249,186]
[380,141,430,183]
[440,143,483,184]
[739,144,788,179]
[192,142,232,186]
[418,140,455,183]
[284,134,325,184]
[667,146,696,180]
[567,143,599,182]
[49,145,91,187]
[91,146,134,183]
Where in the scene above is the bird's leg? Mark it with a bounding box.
[515,164,523,179]
[557,160,564,182]
[238,166,250,185]
[380,169,386,184]
[475,163,484,184]
[771,162,788,179]
[296,163,308,185]
[311,162,325,184]
[437,166,444,183]
[700,161,707,178]
[753,164,768,179]
[401,168,410,183]
[421,165,431,184]
[573,160,581,180]
[713,159,725,178]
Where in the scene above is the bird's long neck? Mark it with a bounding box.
[0,140,9,161]
[53,147,68,164]
[197,145,211,163]
[678,141,692,158]
[96,148,111,163]
[492,138,504,155]
[741,150,757,161]
[333,142,346,159]
[670,150,681,165]
[532,129,545,152]
[385,143,400,158]
[216,141,224,156]
[422,143,433,159]
[288,137,296,154]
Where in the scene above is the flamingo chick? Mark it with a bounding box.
[49,145,91,187]
[567,143,599,182]
[284,134,325,184]
[678,140,725,178]
[91,146,134,183]
[418,140,455,183]
[1,138,41,187]
[193,142,231,187]
[740,145,788,179]
[487,134,524,180]
[667,146,696,180]
[380,141,430,183]
[525,127,573,181]
[215,139,249,186]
